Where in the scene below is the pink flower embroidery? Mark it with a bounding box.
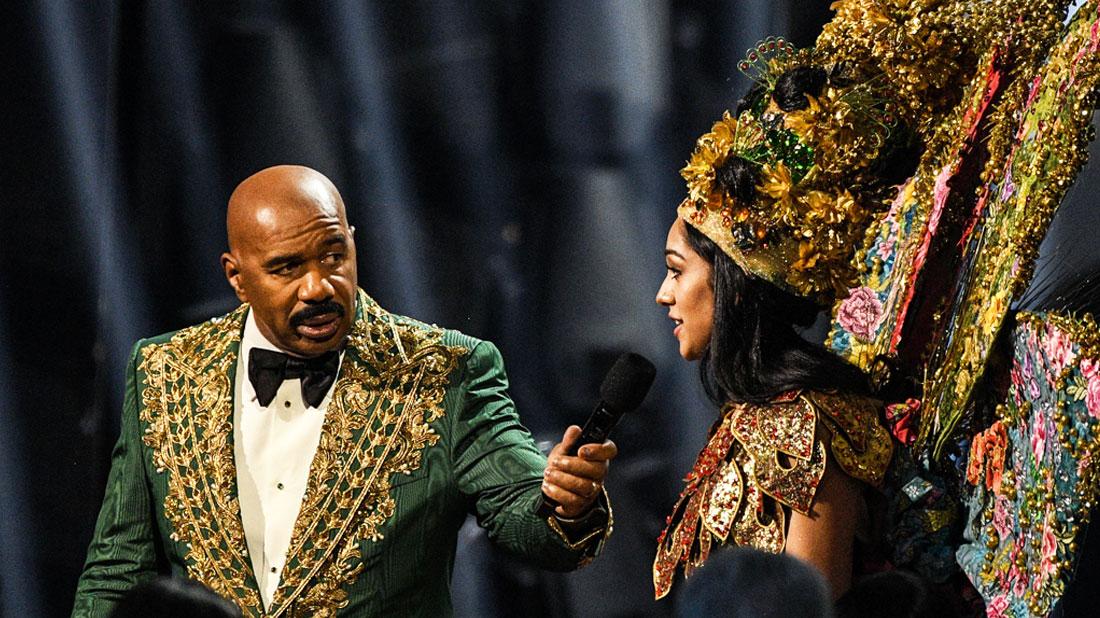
[837,287,883,342]
[1011,564,1028,597]
[1010,364,1026,406]
[1043,325,1076,378]
[1031,414,1048,463]
[1082,358,1100,379]
[992,495,1011,540]
[986,593,1010,618]
[932,165,953,227]
[1086,374,1100,420]
[1021,353,1041,400]
[1040,519,1059,581]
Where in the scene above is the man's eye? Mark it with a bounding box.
[322,253,345,266]
[272,263,299,276]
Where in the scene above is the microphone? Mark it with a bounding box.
[537,352,656,517]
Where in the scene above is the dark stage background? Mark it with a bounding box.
[5,2,1097,617]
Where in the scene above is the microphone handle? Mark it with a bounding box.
[538,401,623,517]
[566,402,621,455]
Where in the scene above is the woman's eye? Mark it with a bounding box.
[667,267,681,280]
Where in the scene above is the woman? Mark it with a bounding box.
[650,46,914,601]
[653,215,891,599]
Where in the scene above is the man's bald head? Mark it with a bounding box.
[221,165,358,357]
[227,165,348,254]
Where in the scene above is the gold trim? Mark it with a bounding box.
[140,291,465,617]
[140,304,261,613]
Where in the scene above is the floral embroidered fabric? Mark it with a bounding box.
[957,312,1100,617]
[653,390,892,599]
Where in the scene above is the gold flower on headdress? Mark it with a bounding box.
[785,94,831,144]
[758,162,795,214]
[682,111,767,211]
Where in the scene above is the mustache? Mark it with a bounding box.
[289,301,345,327]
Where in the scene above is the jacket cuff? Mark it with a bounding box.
[545,487,613,564]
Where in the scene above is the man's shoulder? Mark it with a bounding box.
[439,327,485,354]
[130,305,247,359]
[375,307,484,354]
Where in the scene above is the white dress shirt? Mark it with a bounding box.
[233,310,340,609]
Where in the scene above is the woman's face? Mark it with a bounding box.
[656,217,715,361]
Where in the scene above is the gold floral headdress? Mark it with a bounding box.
[679,1,989,303]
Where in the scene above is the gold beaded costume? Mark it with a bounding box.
[653,391,891,599]
[654,1,1100,610]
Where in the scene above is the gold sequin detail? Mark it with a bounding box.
[653,391,890,599]
[808,390,894,487]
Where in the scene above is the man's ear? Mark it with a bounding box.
[221,252,247,302]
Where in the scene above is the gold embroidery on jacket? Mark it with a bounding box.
[140,303,260,611]
[140,290,464,617]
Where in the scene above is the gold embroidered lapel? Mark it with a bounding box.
[266,291,464,617]
[140,291,465,618]
[139,304,262,613]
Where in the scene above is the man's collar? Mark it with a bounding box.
[241,309,279,354]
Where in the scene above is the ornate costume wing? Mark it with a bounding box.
[823,3,1100,615]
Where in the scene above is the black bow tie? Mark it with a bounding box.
[247,348,340,408]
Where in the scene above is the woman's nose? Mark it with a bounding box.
[655,284,673,306]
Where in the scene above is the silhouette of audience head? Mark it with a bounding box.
[109,576,242,618]
[673,547,833,618]
[835,570,952,618]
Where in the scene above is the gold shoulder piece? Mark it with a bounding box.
[729,396,826,515]
[804,390,893,487]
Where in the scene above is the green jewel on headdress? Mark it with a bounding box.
[678,0,992,303]
[680,42,901,302]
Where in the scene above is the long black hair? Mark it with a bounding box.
[684,223,872,405]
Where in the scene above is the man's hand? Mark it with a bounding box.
[542,425,618,518]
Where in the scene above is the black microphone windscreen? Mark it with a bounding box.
[599,352,656,413]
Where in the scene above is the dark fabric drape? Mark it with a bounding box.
[2,2,837,616]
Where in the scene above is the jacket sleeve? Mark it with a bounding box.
[449,340,609,571]
[72,342,161,617]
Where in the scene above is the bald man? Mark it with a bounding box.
[74,166,616,617]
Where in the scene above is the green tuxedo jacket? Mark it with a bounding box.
[74,291,608,617]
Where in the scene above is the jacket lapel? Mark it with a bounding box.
[139,304,265,614]
[265,291,464,617]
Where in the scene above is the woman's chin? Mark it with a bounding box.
[679,345,702,362]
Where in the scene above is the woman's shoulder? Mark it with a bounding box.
[725,390,893,488]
